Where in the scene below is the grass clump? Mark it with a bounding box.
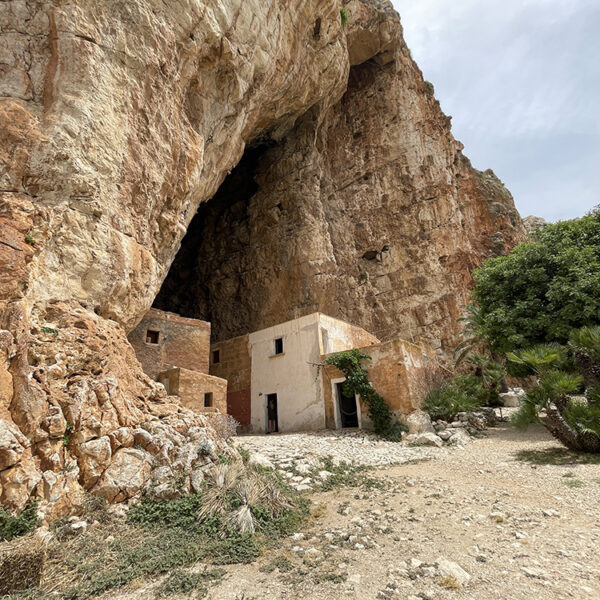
[422,375,485,421]
[340,7,349,28]
[0,502,39,543]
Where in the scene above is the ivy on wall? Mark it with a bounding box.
[324,349,407,441]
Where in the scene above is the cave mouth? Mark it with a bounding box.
[152,140,274,339]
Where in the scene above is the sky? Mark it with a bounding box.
[392,0,600,222]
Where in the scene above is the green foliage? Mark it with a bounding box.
[24,234,35,245]
[340,6,349,28]
[129,493,204,529]
[453,304,488,366]
[422,375,486,421]
[0,501,39,542]
[41,326,59,337]
[507,330,599,452]
[156,567,224,598]
[570,325,600,363]
[62,422,73,446]
[324,349,406,440]
[472,207,600,354]
[564,388,600,438]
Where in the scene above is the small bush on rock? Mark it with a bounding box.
[0,501,39,543]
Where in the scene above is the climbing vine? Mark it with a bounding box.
[324,349,406,441]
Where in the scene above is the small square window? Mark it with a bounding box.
[212,349,220,364]
[204,392,213,408]
[146,330,160,344]
[274,338,284,355]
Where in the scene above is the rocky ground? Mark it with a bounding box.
[106,420,600,600]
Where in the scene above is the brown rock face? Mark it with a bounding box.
[155,2,524,355]
[0,0,524,515]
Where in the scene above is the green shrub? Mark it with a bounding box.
[129,493,204,529]
[0,501,39,542]
[422,375,486,421]
[508,328,599,452]
[157,567,225,597]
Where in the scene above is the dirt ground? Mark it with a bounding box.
[109,423,600,600]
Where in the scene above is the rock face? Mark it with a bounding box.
[155,1,525,354]
[522,215,547,234]
[0,0,523,516]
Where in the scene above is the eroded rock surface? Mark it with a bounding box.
[0,0,523,516]
[155,0,525,355]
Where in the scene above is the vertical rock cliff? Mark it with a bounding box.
[0,0,523,515]
[155,0,524,354]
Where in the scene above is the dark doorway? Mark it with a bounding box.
[266,393,278,433]
[336,382,358,428]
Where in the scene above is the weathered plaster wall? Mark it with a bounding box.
[247,312,378,432]
[128,309,210,379]
[209,334,251,427]
[322,337,437,429]
[248,314,324,433]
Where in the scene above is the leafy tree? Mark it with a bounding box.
[472,207,600,354]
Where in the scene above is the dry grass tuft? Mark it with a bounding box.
[0,534,46,595]
[436,575,461,590]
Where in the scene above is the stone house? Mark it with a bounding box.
[210,313,434,433]
[128,308,227,414]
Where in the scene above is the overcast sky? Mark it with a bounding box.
[392,0,599,222]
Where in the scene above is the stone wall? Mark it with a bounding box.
[157,367,227,415]
[322,338,438,429]
[128,309,210,380]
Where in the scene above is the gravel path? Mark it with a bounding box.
[216,423,600,600]
[108,423,600,600]
[232,429,444,490]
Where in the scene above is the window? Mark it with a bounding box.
[146,330,159,344]
[212,349,220,364]
[274,338,284,355]
[204,393,213,408]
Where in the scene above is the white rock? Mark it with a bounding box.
[404,410,435,434]
[435,558,471,586]
[449,430,471,446]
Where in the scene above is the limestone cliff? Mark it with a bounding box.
[155,1,524,354]
[0,0,524,515]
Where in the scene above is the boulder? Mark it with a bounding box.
[93,448,152,502]
[405,432,443,448]
[500,388,525,407]
[0,419,28,471]
[405,411,435,435]
[449,430,471,446]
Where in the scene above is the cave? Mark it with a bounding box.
[152,141,275,341]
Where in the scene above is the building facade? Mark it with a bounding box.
[210,313,432,433]
[128,308,227,414]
